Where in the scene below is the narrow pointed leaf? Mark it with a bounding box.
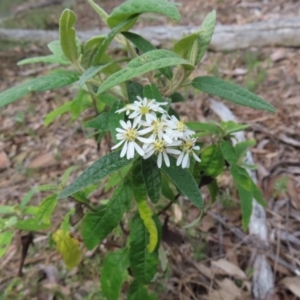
[81,184,132,249]
[122,32,172,79]
[199,145,224,177]
[161,156,203,208]
[84,112,109,130]
[17,55,69,66]
[36,194,58,225]
[137,200,158,253]
[58,151,133,199]
[59,9,79,63]
[92,17,135,65]
[87,0,108,22]
[0,70,79,109]
[98,50,194,94]
[107,0,180,29]
[237,184,253,230]
[101,248,129,300]
[126,81,144,103]
[141,158,161,203]
[192,76,276,112]
[0,232,13,259]
[129,213,158,284]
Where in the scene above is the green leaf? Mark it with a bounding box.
[58,151,133,199]
[47,40,67,58]
[81,184,132,249]
[70,90,93,119]
[237,184,253,230]
[97,50,194,95]
[105,163,132,192]
[0,70,79,109]
[122,32,173,79]
[44,102,71,127]
[36,194,58,225]
[79,59,128,86]
[107,0,180,29]
[171,92,185,103]
[16,219,50,231]
[132,159,148,203]
[81,36,105,68]
[0,232,13,259]
[199,145,224,177]
[220,140,237,165]
[129,213,158,284]
[230,165,252,191]
[143,84,163,102]
[87,0,108,22]
[52,229,81,270]
[186,121,221,134]
[194,10,216,64]
[92,18,134,65]
[0,206,15,214]
[109,101,125,143]
[161,175,175,201]
[220,121,250,135]
[161,156,203,208]
[192,76,276,112]
[59,9,80,63]
[208,179,219,203]
[173,11,216,65]
[137,200,158,253]
[84,112,110,131]
[98,93,119,107]
[141,158,161,204]
[235,139,256,160]
[17,55,69,66]
[252,182,266,207]
[127,280,156,300]
[101,248,129,300]
[126,81,144,103]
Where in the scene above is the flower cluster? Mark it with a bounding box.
[111,96,201,168]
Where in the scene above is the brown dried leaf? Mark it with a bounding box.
[280,276,300,297]
[28,153,58,169]
[211,259,247,279]
[0,151,11,169]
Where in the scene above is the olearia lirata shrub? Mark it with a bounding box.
[0,0,275,298]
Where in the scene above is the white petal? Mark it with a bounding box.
[166,148,181,155]
[193,146,200,150]
[157,153,162,168]
[163,134,173,144]
[137,136,154,144]
[138,127,153,135]
[129,111,139,119]
[144,149,155,159]
[111,139,125,150]
[193,152,201,162]
[176,152,184,166]
[120,141,128,157]
[136,96,143,102]
[126,142,134,159]
[116,128,126,133]
[120,120,128,129]
[182,153,189,168]
[133,115,141,128]
[134,142,144,157]
[163,151,170,167]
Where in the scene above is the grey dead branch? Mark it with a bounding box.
[0,17,300,51]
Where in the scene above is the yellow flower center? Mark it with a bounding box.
[125,128,138,142]
[176,119,186,132]
[182,140,194,153]
[153,140,165,153]
[140,106,149,115]
[152,120,160,134]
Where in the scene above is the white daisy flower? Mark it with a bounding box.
[115,104,132,115]
[143,139,181,168]
[140,114,173,144]
[176,138,201,169]
[128,96,168,127]
[111,120,153,159]
[166,116,195,140]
